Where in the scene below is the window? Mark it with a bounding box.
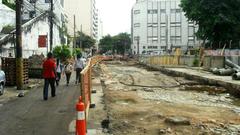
[134,36,140,40]
[188,21,194,26]
[176,9,181,13]
[171,9,176,13]
[29,11,36,18]
[134,10,140,14]
[45,0,50,3]
[160,9,166,13]
[147,36,158,43]
[147,23,158,27]
[143,46,146,49]
[148,9,158,14]
[134,23,140,27]
[171,9,181,13]
[161,46,166,49]
[148,46,158,49]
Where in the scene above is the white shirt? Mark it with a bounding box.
[75,58,85,69]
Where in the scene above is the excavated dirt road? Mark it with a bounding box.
[97,61,240,135]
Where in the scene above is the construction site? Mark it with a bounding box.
[85,52,240,135]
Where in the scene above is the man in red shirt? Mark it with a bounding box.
[42,52,56,100]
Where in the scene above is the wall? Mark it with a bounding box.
[0,1,15,32]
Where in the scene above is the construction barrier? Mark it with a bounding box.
[77,55,112,133]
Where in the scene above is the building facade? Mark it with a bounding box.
[0,0,15,33]
[0,12,62,58]
[64,0,98,40]
[131,0,199,55]
[22,0,65,27]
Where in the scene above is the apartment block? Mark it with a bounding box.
[131,0,199,55]
[64,0,98,40]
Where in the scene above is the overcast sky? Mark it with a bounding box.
[96,0,136,36]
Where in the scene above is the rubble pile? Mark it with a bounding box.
[28,54,45,68]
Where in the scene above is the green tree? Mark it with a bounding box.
[53,45,72,61]
[112,33,131,55]
[180,0,240,48]
[72,48,82,57]
[99,35,113,53]
[99,33,131,54]
[76,32,96,49]
[2,0,16,10]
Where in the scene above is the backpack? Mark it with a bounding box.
[65,64,72,73]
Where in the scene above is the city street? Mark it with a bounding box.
[0,75,80,135]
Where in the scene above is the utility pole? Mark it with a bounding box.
[49,0,53,51]
[80,24,82,49]
[16,0,23,90]
[166,15,168,52]
[73,15,76,48]
[137,36,140,55]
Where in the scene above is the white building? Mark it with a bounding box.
[22,0,65,27]
[64,0,98,40]
[0,0,15,33]
[0,12,62,58]
[131,0,199,55]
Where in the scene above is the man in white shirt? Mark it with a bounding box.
[74,54,85,84]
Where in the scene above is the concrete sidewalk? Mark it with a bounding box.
[86,76,107,135]
[0,79,43,105]
[147,65,240,97]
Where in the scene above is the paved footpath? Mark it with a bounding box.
[0,74,80,135]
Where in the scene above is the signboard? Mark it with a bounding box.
[38,35,47,48]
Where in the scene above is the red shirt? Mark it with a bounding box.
[42,58,56,78]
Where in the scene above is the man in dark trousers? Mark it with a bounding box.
[42,52,56,100]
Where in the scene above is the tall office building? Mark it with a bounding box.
[64,0,98,40]
[131,0,199,55]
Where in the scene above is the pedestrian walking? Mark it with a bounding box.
[64,60,73,86]
[74,54,86,84]
[55,58,63,86]
[42,52,56,100]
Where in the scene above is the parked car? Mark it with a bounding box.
[0,70,5,95]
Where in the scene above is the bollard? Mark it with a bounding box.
[76,102,86,135]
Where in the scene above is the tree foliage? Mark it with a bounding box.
[180,0,240,48]
[112,33,131,55]
[2,0,16,10]
[99,35,113,53]
[76,32,96,49]
[53,45,72,60]
[72,48,82,57]
[99,33,131,54]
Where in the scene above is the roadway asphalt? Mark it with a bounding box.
[0,74,80,135]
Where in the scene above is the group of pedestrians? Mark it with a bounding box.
[42,52,86,100]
